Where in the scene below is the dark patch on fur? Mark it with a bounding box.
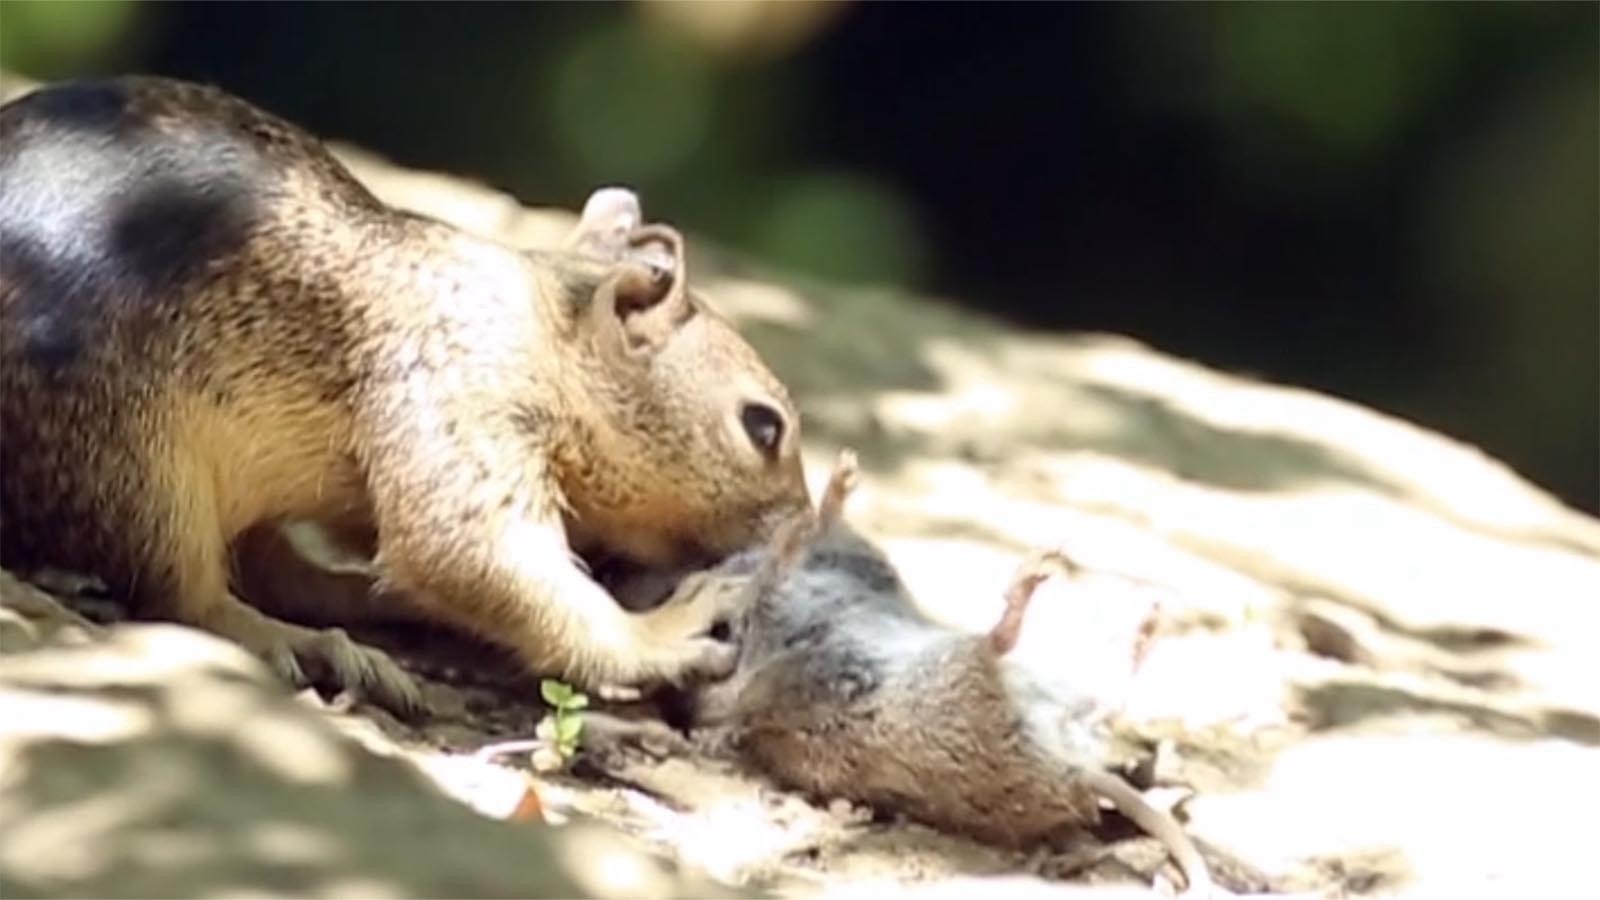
[807,549,902,594]
[2,79,131,135]
[781,619,831,649]
[510,404,556,437]
[0,235,93,374]
[1,78,268,374]
[109,175,256,294]
[830,664,879,702]
[657,686,702,732]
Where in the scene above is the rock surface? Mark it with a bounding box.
[3,71,1598,899]
[0,574,744,900]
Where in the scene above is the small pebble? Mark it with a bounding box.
[531,747,565,773]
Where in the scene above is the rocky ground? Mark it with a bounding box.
[3,71,1598,899]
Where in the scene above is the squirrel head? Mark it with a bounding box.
[537,187,811,567]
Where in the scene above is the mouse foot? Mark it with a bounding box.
[1034,842,1115,881]
[989,548,1085,655]
[579,711,693,769]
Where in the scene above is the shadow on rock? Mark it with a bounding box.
[0,620,744,900]
[1294,679,1600,747]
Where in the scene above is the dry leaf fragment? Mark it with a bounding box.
[508,783,546,823]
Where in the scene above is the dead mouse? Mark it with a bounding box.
[592,451,1216,896]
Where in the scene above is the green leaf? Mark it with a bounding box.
[540,679,573,706]
[556,714,585,744]
[566,693,590,711]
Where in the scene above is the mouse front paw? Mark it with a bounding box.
[580,711,693,769]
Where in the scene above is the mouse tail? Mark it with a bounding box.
[1077,768,1215,897]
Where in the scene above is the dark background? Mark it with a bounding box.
[4,1,1595,512]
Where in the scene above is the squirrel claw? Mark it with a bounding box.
[595,683,645,703]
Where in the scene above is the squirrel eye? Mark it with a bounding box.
[739,402,786,457]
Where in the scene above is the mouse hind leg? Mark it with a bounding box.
[989,548,1165,687]
[989,549,1083,655]
[815,448,860,526]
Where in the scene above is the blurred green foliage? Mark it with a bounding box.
[0,0,138,77]
[0,1,1594,512]
[547,23,713,183]
[1209,4,1459,160]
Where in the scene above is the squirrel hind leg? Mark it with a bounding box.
[133,486,426,716]
[196,591,427,717]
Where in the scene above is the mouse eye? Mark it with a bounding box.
[739,402,786,458]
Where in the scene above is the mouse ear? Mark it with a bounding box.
[566,186,642,261]
[595,223,694,356]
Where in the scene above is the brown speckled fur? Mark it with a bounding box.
[0,76,808,714]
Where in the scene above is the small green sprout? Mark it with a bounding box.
[534,679,589,770]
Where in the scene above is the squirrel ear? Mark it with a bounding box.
[601,223,693,355]
[567,186,642,260]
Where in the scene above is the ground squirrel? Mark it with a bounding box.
[598,453,1214,895]
[0,75,810,714]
